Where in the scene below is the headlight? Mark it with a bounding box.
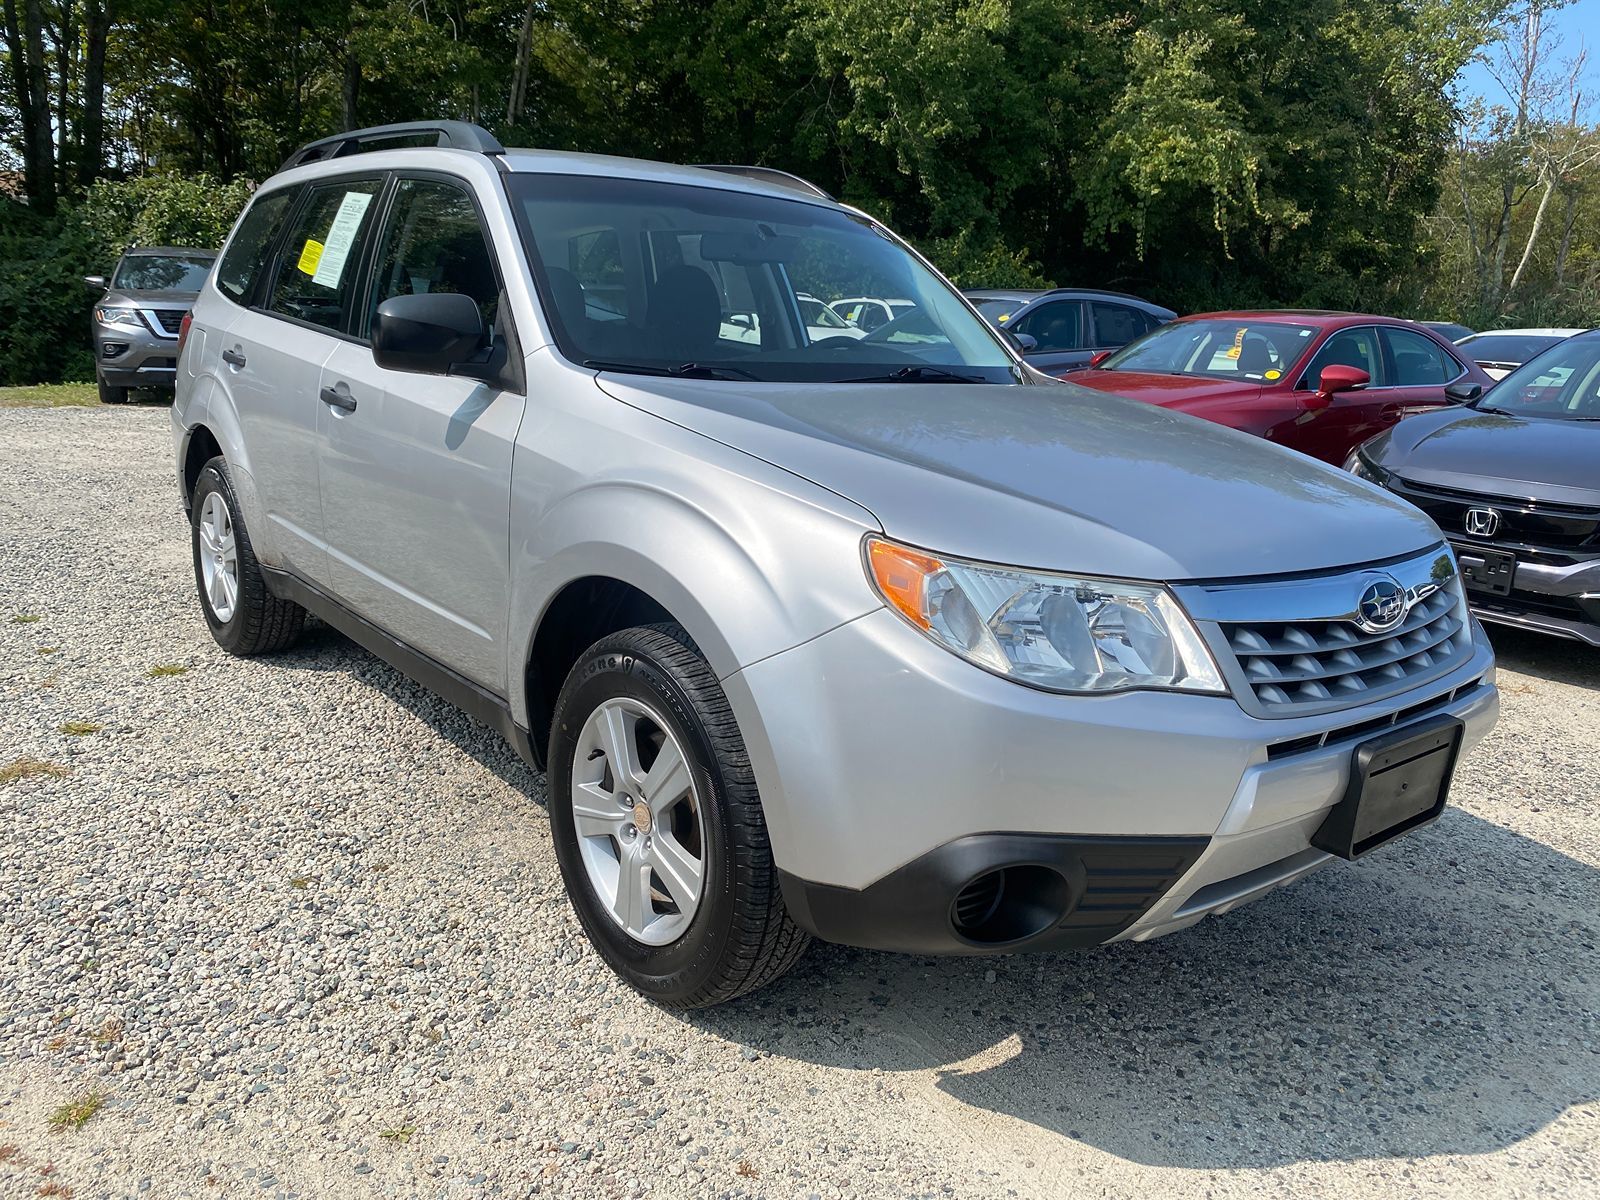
[95,306,144,329]
[1343,447,1388,483]
[865,536,1227,695]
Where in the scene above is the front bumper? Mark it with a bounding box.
[725,606,1498,954]
[1453,539,1600,647]
[94,316,180,389]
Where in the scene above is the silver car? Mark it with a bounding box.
[87,246,217,404]
[172,121,1499,1007]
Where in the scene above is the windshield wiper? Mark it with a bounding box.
[668,362,762,381]
[583,358,760,381]
[842,365,990,384]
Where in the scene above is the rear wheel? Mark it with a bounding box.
[548,623,809,1007]
[97,376,128,405]
[190,457,306,655]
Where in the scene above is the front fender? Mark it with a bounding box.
[506,415,881,727]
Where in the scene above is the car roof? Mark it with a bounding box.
[965,287,1168,308]
[270,140,855,216]
[1461,328,1587,338]
[1179,310,1430,328]
[122,246,216,258]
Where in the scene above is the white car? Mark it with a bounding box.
[797,293,864,341]
[832,296,916,333]
[1456,328,1586,380]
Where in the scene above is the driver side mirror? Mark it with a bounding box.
[1444,381,1482,403]
[83,275,106,291]
[1305,364,1370,411]
[1088,349,1112,369]
[1007,331,1038,354]
[373,293,489,378]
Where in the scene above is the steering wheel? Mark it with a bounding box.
[809,335,871,352]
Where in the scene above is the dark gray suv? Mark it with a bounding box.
[86,246,217,404]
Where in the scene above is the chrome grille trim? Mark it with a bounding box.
[1175,546,1475,719]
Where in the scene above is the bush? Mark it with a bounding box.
[0,202,98,385]
[0,175,253,387]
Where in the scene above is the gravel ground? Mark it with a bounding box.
[1,404,1597,1200]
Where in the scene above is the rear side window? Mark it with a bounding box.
[1382,327,1462,386]
[267,178,385,331]
[1088,302,1150,348]
[215,190,295,306]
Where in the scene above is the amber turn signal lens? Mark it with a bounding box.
[866,538,944,631]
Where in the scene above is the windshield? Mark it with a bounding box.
[1101,319,1316,381]
[971,297,1028,326]
[1479,336,1600,419]
[508,174,1019,383]
[1458,333,1566,366]
[113,255,213,291]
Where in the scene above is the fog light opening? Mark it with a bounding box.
[950,865,1072,945]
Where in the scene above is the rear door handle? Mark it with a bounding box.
[220,347,246,368]
[319,385,357,413]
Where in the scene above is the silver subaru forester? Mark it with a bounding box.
[172,121,1499,1007]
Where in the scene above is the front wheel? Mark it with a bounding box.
[548,624,809,1007]
[97,376,128,405]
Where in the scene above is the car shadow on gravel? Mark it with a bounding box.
[693,809,1599,1170]
[1486,625,1600,690]
[267,623,545,799]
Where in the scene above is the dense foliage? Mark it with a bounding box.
[2,0,1596,385]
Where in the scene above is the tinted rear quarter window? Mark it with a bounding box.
[215,190,296,306]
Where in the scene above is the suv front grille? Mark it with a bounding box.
[1393,476,1600,550]
[151,308,186,334]
[1177,547,1476,719]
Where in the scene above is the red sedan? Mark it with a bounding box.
[1067,311,1496,465]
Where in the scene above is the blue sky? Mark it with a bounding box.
[1456,0,1600,108]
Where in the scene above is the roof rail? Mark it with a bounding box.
[693,164,833,201]
[281,121,505,170]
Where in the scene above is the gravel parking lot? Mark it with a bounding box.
[2,404,1597,1200]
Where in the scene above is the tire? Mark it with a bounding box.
[97,376,129,405]
[190,456,306,656]
[548,623,810,1007]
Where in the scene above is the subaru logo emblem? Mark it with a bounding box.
[1464,507,1501,538]
[1354,575,1409,635]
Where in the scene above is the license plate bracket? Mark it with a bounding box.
[1312,714,1464,860]
[1451,542,1516,596]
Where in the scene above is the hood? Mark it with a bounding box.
[99,287,201,307]
[597,375,1440,581]
[1070,370,1264,409]
[1374,406,1600,506]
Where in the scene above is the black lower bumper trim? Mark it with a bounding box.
[779,832,1209,955]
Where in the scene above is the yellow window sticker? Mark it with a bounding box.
[297,239,325,277]
[1264,369,1281,380]
[1225,327,1245,360]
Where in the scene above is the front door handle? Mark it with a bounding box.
[319,385,357,413]
[220,347,246,368]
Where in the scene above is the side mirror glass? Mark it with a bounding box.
[84,275,106,291]
[1307,364,1371,410]
[372,293,486,376]
[1444,381,1482,403]
[1088,349,1112,369]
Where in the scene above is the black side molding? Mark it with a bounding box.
[260,566,542,769]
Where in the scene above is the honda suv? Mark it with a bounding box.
[172,122,1499,1007]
